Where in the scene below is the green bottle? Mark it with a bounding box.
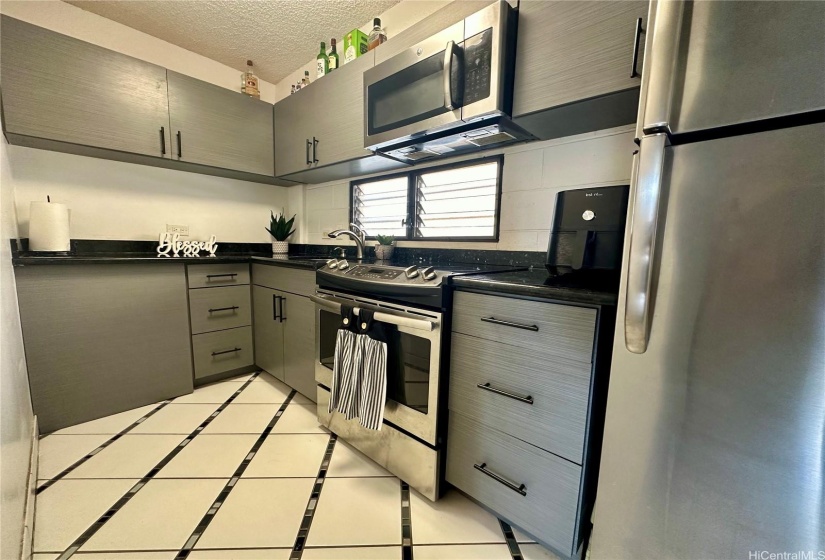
[316,41,329,79]
[328,38,339,72]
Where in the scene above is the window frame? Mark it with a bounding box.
[349,155,504,242]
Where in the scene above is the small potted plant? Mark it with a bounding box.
[375,234,395,260]
[266,211,296,255]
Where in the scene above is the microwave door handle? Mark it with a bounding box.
[443,40,458,111]
[642,0,685,135]
[624,133,668,354]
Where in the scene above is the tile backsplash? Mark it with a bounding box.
[297,125,635,252]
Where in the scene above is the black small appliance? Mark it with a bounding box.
[545,185,629,275]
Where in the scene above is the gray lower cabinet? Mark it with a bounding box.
[1,15,171,159]
[252,264,316,401]
[448,289,612,558]
[252,285,285,382]
[167,71,274,176]
[15,264,193,433]
[187,264,254,381]
[512,1,648,139]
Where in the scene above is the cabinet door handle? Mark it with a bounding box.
[159,127,166,155]
[279,296,287,322]
[473,463,527,496]
[312,137,319,163]
[206,273,237,279]
[630,17,645,78]
[176,130,182,158]
[208,306,239,313]
[273,294,280,321]
[476,382,533,405]
[211,347,241,357]
[306,139,312,165]
[480,317,538,332]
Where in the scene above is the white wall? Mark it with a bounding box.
[1,0,290,243]
[299,126,636,251]
[0,133,34,560]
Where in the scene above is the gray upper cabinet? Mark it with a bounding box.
[1,15,170,158]
[167,71,274,176]
[512,1,648,139]
[273,81,319,177]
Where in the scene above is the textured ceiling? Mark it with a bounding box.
[64,0,401,84]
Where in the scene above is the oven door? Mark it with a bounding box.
[312,290,442,446]
[364,20,465,150]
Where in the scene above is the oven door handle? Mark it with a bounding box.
[310,294,435,332]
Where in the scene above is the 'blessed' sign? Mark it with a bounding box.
[157,233,218,257]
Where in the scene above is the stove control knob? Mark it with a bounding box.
[404,265,420,279]
[338,259,350,270]
[422,266,437,281]
[326,259,339,269]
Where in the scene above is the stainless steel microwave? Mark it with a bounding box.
[363,0,531,163]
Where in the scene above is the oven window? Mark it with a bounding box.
[318,309,431,415]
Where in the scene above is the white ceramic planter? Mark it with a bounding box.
[271,241,289,255]
[375,244,394,260]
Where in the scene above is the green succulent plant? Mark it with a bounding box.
[375,234,395,246]
[266,211,296,241]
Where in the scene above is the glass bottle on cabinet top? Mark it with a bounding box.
[316,41,329,78]
[368,18,387,51]
[328,38,339,72]
[241,60,260,99]
[301,70,311,88]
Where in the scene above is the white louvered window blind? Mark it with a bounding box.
[351,158,502,241]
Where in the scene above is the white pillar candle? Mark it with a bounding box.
[29,201,71,252]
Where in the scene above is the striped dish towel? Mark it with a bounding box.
[357,310,389,431]
[329,305,358,415]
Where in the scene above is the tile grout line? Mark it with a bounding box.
[499,519,524,560]
[173,389,298,560]
[401,481,414,560]
[36,399,174,495]
[53,372,262,560]
[289,432,338,560]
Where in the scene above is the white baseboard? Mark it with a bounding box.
[21,416,38,560]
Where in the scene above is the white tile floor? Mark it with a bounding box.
[34,372,562,560]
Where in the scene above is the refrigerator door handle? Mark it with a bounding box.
[642,0,685,136]
[625,134,668,354]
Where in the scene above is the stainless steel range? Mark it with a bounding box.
[312,259,517,500]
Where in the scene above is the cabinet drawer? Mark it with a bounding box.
[187,263,250,288]
[447,413,581,556]
[452,291,596,364]
[252,263,315,297]
[188,285,251,335]
[192,326,253,379]
[450,333,591,463]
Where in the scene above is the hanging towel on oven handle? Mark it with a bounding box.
[357,309,392,431]
[328,304,358,415]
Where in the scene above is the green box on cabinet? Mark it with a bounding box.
[343,29,369,64]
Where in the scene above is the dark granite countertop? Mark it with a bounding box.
[12,253,327,270]
[451,267,620,306]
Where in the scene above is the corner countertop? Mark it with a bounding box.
[451,267,620,306]
[11,253,328,270]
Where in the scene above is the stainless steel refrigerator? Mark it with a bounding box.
[592,1,825,558]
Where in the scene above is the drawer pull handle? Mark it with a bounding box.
[208,306,239,313]
[480,317,538,332]
[477,382,533,405]
[206,273,237,279]
[474,463,527,496]
[211,347,241,357]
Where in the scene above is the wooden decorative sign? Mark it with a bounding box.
[156,233,218,257]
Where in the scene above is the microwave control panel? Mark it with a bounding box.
[462,28,493,106]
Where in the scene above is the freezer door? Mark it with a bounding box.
[643,1,825,136]
[593,123,825,558]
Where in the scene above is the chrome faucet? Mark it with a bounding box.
[328,223,366,260]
